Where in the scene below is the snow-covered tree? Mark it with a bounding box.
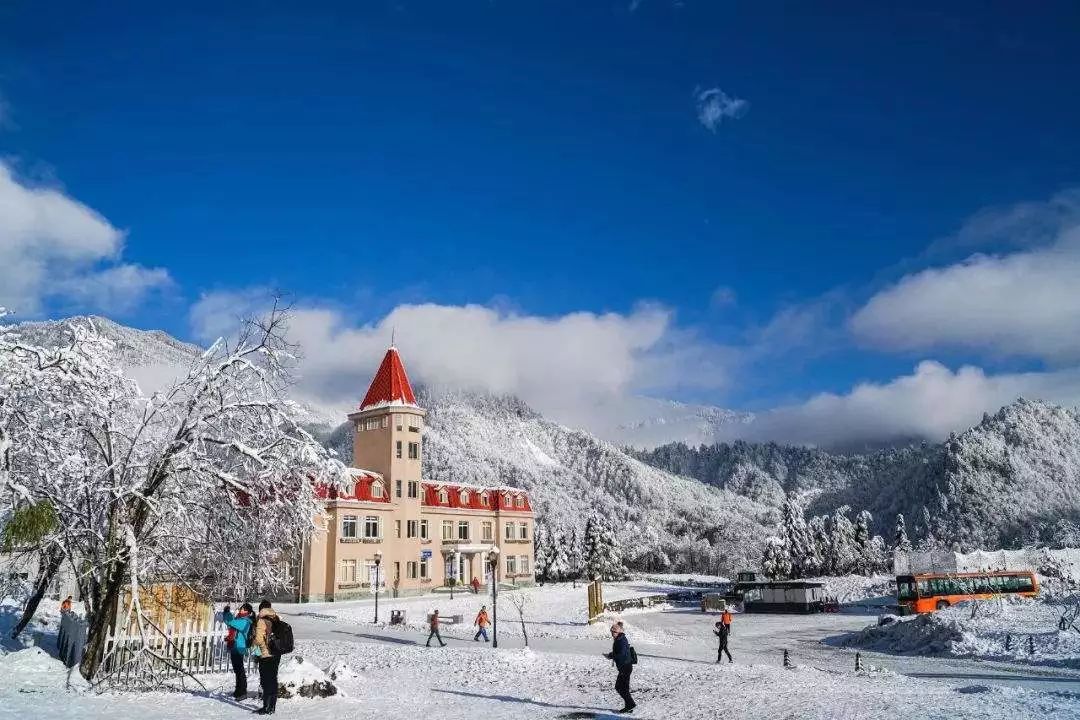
[917,505,939,552]
[894,513,912,552]
[807,515,828,577]
[760,536,791,580]
[533,523,553,585]
[0,307,346,682]
[781,495,812,577]
[564,526,583,587]
[853,510,873,575]
[546,525,571,581]
[582,515,628,582]
[866,535,889,574]
[826,507,857,575]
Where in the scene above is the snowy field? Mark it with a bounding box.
[5,580,1080,719]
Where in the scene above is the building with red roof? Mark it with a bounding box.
[299,347,534,601]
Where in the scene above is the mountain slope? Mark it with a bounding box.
[635,398,1080,551]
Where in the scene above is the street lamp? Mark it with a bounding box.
[488,546,500,648]
[373,550,383,624]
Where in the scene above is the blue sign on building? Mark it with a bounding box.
[421,550,432,560]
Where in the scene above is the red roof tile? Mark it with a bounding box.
[360,347,418,410]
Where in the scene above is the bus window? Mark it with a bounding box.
[896,579,916,600]
[917,579,932,596]
[1015,575,1035,593]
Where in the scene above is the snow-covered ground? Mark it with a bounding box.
[840,595,1080,669]
[5,582,1080,719]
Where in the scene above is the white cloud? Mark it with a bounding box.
[727,360,1080,448]
[189,291,735,430]
[0,161,172,315]
[695,87,749,131]
[851,227,1080,362]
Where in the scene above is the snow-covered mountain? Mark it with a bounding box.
[635,398,1080,551]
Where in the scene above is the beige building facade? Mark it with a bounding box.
[299,347,534,602]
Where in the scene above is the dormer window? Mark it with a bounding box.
[503,493,512,506]
[372,482,384,498]
[515,495,524,508]
[481,493,489,507]
[460,489,470,504]
[438,488,449,504]
[342,482,356,498]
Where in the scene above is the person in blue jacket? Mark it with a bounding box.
[222,603,254,699]
[603,621,636,714]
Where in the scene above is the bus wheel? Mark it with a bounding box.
[936,600,950,611]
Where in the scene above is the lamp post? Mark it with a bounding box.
[488,547,500,648]
[373,550,383,624]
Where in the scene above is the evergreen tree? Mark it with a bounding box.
[533,523,552,585]
[565,526,583,587]
[894,513,913,552]
[807,515,829,577]
[827,507,857,575]
[867,535,889,574]
[547,528,571,581]
[853,510,873,575]
[583,515,628,581]
[760,536,791,580]
[917,505,938,552]
[781,495,812,577]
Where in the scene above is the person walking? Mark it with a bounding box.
[471,576,481,594]
[721,608,733,633]
[426,609,447,647]
[473,605,490,642]
[222,603,254,699]
[59,596,73,613]
[252,600,281,715]
[714,620,733,663]
[603,621,636,714]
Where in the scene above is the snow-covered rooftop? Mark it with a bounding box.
[359,347,419,412]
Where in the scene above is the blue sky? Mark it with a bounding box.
[2,2,1080,445]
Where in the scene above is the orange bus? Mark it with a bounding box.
[895,570,1038,614]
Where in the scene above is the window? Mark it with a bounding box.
[408,442,419,459]
[396,479,402,498]
[420,520,429,540]
[407,561,418,579]
[339,559,357,583]
[420,559,429,578]
[520,556,530,574]
[515,495,524,508]
[407,520,418,538]
[504,522,515,541]
[458,521,470,541]
[408,424,420,433]
[365,561,382,586]
[382,416,389,428]
[460,489,470,504]
[342,515,358,538]
[395,414,402,431]
[503,493,512,507]
[396,441,402,459]
[506,555,517,575]
[341,482,355,498]
[363,515,380,539]
[372,482,384,498]
[481,493,490,507]
[364,418,380,431]
[518,523,528,541]
[395,520,401,538]
[442,520,454,541]
[482,522,493,541]
[438,488,449,504]
[408,481,419,499]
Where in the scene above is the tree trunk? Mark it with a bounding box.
[518,613,528,646]
[78,557,125,681]
[10,548,63,638]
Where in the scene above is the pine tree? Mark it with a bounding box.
[853,510,873,575]
[583,515,627,581]
[781,495,811,578]
[565,526,583,587]
[827,507,857,575]
[547,528,571,581]
[760,536,791,580]
[533,523,552,585]
[867,535,888,574]
[917,506,938,551]
[807,515,829,577]
[894,513,913,552]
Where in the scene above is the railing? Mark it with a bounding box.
[102,617,255,688]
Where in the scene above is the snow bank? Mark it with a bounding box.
[0,646,88,693]
[277,655,337,699]
[841,596,1080,668]
[813,574,895,605]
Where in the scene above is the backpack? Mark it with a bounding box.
[629,646,638,665]
[268,617,294,655]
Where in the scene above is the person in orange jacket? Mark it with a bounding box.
[60,596,73,613]
[721,609,733,633]
[473,605,490,642]
[471,576,481,594]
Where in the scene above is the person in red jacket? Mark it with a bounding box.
[426,609,447,647]
[471,576,481,594]
[60,596,73,613]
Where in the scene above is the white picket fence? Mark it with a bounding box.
[102,617,255,688]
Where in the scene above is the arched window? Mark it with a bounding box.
[372,482,384,498]
[342,482,356,498]
[460,489,470,504]
[480,493,489,507]
[438,488,449,504]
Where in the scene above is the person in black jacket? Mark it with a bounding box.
[603,621,636,714]
[714,620,733,663]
